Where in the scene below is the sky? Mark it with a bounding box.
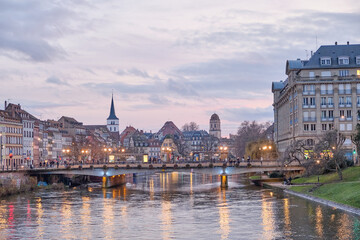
[1,0,360,136]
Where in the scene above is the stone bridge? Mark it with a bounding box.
[26,161,304,188]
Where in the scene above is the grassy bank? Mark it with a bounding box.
[290,166,360,208]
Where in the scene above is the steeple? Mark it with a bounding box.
[107,94,119,120]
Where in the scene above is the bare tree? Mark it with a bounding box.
[182,122,200,131]
[234,121,272,157]
[352,123,360,165]
[314,130,346,180]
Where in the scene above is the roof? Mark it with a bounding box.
[286,43,360,73]
[304,44,360,69]
[272,81,285,92]
[210,113,220,121]
[107,95,119,120]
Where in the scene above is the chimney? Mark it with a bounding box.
[4,101,7,109]
[335,41,337,45]
[347,41,349,45]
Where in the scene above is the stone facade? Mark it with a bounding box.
[273,43,360,158]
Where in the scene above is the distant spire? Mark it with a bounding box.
[107,94,119,120]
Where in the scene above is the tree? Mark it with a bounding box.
[174,138,191,158]
[245,140,278,160]
[182,122,200,131]
[352,123,360,165]
[314,130,346,180]
[234,121,272,158]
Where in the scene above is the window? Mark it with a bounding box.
[339,96,345,105]
[304,124,309,131]
[328,97,333,106]
[340,110,345,118]
[340,124,345,131]
[346,84,351,94]
[306,139,314,146]
[321,97,326,106]
[356,56,360,65]
[310,97,316,106]
[357,96,360,105]
[338,56,349,65]
[328,110,334,118]
[339,84,344,94]
[346,96,352,105]
[339,70,349,77]
[329,123,334,130]
[303,98,309,106]
[311,124,316,131]
[347,124,353,131]
[320,57,331,65]
[322,124,327,131]
[347,110,352,118]
[321,111,326,119]
[309,72,315,78]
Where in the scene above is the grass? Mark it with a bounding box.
[289,166,360,208]
[249,175,261,180]
[292,166,360,184]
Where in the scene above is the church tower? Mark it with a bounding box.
[209,113,221,139]
[107,94,119,133]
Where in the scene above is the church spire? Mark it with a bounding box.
[107,94,119,120]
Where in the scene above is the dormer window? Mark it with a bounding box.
[320,57,331,65]
[338,56,349,65]
[356,56,360,65]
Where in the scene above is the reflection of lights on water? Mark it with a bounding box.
[36,197,44,239]
[270,192,273,197]
[217,188,230,240]
[149,178,155,200]
[103,199,115,238]
[81,196,91,237]
[0,204,7,231]
[261,193,275,239]
[336,213,352,239]
[283,198,291,236]
[315,206,323,238]
[161,201,173,240]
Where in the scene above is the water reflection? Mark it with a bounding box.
[0,172,359,239]
[217,188,230,239]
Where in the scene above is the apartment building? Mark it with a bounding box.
[272,42,360,159]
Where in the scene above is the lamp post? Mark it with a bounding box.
[103,148,112,164]
[219,146,228,162]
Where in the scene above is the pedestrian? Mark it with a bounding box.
[241,156,245,162]
[260,157,263,166]
[237,157,240,165]
[57,161,59,168]
[247,156,250,163]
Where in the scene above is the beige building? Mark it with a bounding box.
[272,42,360,159]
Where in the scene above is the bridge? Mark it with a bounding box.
[26,161,304,188]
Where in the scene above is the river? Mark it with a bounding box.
[0,171,359,239]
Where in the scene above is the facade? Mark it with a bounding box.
[5,103,37,166]
[272,42,360,158]
[209,113,221,139]
[156,121,182,140]
[107,94,119,133]
[0,110,23,169]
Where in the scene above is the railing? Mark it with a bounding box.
[303,117,316,122]
[303,91,315,95]
[321,90,334,95]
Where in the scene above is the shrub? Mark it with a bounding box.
[66,166,71,170]
[90,165,94,170]
[223,163,227,167]
[149,164,154,169]
[174,164,178,169]
[269,172,283,178]
[126,164,130,169]
[137,164,142,169]
[162,164,167,168]
[209,163,214,168]
[185,164,190,168]
[197,163,202,168]
[78,166,82,170]
[114,165,119,170]
[103,165,108,170]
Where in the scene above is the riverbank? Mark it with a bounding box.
[263,166,360,214]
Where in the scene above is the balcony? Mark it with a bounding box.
[328,103,334,108]
[339,90,345,94]
[303,105,309,109]
[346,116,353,121]
[345,89,352,94]
[303,117,316,122]
[303,91,316,95]
[321,104,327,108]
[346,103,352,107]
[321,90,334,95]
[339,104,345,108]
[357,89,360,94]
[310,104,316,108]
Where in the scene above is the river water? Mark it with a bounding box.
[0,171,360,239]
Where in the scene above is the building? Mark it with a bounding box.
[0,110,23,169]
[209,113,221,139]
[272,42,360,158]
[5,103,38,166]
[156,121,182,140]
[107,94,119,133]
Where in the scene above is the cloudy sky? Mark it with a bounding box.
[1,0,360,136]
